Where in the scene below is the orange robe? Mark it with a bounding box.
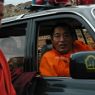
[39,40,94,77]
[0,49,16,95]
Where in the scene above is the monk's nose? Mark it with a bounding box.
[59,36,64,42]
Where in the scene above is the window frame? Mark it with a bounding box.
[0,19,31,69]
[30,12,95,72]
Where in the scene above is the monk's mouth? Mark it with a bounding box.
[59,46,67,50]
[59,44,67,48]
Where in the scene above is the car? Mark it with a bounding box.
[1,4,95,95]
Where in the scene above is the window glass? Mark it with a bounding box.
[0,36,25,61]
[0,23,27,61]
[82,29,95,49]
[76,28,95,49]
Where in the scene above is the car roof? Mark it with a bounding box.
[2,4,95,24]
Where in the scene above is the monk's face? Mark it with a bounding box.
[0,2,4,26]
[52,27,73,54]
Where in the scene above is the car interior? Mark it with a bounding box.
[0,17,95,95]
[37,18,95,71]
[0,18,95,74]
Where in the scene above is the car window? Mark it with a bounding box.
[76,29,95,49]
[37,17,95,77]
[0,23,27,67]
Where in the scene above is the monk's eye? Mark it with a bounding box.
[53,34,60,38]
[64,34,70,37]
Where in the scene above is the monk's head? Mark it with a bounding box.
[0,0,4,26]
[51,23,76,54]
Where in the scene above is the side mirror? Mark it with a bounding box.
[70,51,95,79]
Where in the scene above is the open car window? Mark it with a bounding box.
[37,17,95,77]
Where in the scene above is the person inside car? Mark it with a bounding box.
[0,0,16,95]
[39,23,94,77]
[41,39,52,56]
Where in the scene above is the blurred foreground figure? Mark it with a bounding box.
[0,0,16,95]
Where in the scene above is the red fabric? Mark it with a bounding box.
[36,0,94,5]
[13,72,36,95]
[77,0,94,5]
[55,0,69,3]
[36,0,44,4]
[0,49,16,95]
[82,0,94,4]
[48,0,69,4]
[11,68,23,82]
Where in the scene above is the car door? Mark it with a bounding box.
[28,11,95,95]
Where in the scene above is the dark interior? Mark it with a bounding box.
[38,18,82,36]
[0,23,27,38]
